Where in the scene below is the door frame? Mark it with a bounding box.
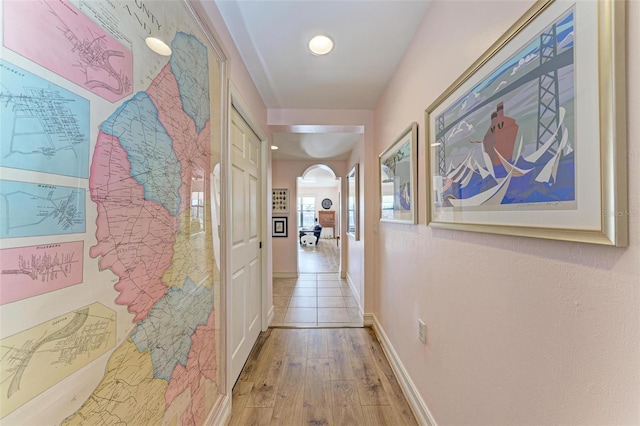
[224,83,270,394]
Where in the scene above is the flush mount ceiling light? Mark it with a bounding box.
[145,37,172,56]
[271,145,279,150]
[308,35,334,56]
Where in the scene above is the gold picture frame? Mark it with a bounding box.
[347,164,359,240]
[425,0,627,246]
[379,122,418,224]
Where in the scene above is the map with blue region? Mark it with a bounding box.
[0,180,86,238]
[0,60,90,178]
[170,32,209,134]
[130,277,214,380]
[100,92,182,216]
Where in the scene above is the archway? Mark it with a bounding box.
[296,164,341,275]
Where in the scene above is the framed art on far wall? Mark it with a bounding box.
[272,216,288,237]
[425,0,627,246]
[380,122,418,224]
[272,188,289,213]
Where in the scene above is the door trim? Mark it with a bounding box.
[225,83,270,394]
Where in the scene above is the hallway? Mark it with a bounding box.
[228,327,418,425]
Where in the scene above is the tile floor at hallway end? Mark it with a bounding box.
[272,273,362,327]
[228,327,419,426]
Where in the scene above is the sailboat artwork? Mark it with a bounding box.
[433,6,576,212]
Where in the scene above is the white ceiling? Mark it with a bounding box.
[208,0,432,160]
[298,166,340,188]
[271,124,362,160]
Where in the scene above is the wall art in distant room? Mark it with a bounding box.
[272,188,289,213]
[272,216,288,237]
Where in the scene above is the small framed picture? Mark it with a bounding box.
[272,188,289,213]
[272,216,288,237]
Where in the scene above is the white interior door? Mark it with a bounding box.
[230,106,262,384]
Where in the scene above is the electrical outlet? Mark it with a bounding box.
[418,319,426,344]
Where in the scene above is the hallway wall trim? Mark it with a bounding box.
[346,272,362,310]
[372,315,436,426]
[267,305,275,327]
[205,394,231,426]
[273,272,298,279]
[363,313,374,327]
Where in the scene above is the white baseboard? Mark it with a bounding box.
[363,313,374,326]
[265,305,274,330]
[273,271,298,279]
[371,315,436,426]
[346,275,371,326]
[345,273,360,304]
[205,393,231,426]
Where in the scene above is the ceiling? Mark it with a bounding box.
[270,124,362,161]
[298,166,340,189]
[209,0,432,161]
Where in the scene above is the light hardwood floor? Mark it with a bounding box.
[298,237,339,273]
[228,327,418,426]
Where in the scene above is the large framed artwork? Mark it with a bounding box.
[426,0,627,246]
[0,0,227,423]
[347,164,359,240]
[380,122,418,224]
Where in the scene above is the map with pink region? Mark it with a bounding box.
[65,29,219,424]
[146,64,212,216]
[3,0,132,102]
[89,131,172,322]
[0,241,84,305]
[165,311,217,420]
[0,0,223,423]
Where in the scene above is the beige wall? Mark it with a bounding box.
[346,133,367,310]
[372,0,639,424]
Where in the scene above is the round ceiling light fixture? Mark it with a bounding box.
[145,37,172,56]
[308,35,334,56]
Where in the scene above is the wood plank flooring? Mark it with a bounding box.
[228,327,418,426]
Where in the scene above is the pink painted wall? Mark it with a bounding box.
[372,0,639,424]
[272,160,346,276]
[196,3,267,133]
[346,134,366,309]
